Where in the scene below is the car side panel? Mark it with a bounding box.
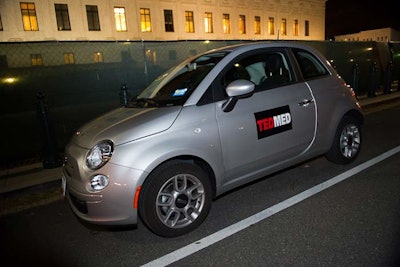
[216,81,316,187]
[306,76,362,153]
[109,104,225,190]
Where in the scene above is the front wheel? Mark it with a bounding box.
[139,160,212,237]
[326,116,362,164]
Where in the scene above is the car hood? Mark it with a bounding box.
[71,106,182,148]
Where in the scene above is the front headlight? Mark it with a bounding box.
[86,140,113,170]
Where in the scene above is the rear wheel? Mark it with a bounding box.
[139,160,212,237]
[326,116,362,164]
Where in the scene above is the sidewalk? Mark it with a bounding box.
[0,162,62,194]
[1,90,400,195]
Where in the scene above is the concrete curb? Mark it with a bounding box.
[0,165,62,194]
[359,90,400,108]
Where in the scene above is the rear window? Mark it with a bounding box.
[293,48,329,80]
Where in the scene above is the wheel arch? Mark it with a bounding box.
[143,155,217,199]
[325,108,363,164]
[344,108,364,126]
[324,108,364,149]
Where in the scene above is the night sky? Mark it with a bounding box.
[325,0,399,39]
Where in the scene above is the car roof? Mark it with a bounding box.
[207,41,319,55]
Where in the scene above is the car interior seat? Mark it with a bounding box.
[263,54,290,87]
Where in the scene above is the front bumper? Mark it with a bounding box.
[62,146,146,226]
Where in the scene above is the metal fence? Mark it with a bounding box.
[0,40,399,168]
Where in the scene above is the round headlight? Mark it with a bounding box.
[86,140,113,170]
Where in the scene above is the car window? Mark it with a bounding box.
[293,48,329,80]
[199,49,295,106]
[222,51,293,92]
[133,51,228,107]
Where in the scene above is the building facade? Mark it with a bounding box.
[0,0,326,42]
[335,27,400,42]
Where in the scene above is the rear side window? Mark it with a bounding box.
[293,48,329,80]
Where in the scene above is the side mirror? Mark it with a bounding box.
[222,79,254,112]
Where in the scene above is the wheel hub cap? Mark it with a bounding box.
[156,174,205,229]
[340,124,360,159]
[175,194,189,208]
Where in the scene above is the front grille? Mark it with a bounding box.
[68,192,88,214]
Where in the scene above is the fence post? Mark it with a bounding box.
[36,91,62,169]
[119,84,130,107]
[141,39,149,86]
[352,63,359,93]
[368,62,377,97]
[384,61,393,94]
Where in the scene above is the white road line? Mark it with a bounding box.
[142,145,400,267]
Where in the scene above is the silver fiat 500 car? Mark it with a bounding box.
[62,42,363,237]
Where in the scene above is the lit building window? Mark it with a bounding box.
[140,8,152,32]
[222,14,230,34]
[254,16,261,34]
[20,2,39,31]
[305,20,309,36]
[94,52,103,63]
[293,19,299,36]
[31,54,43,66]
[86,5,100,31]
[64,53,75,64]
[268,17,274,35]
[164,10,174,32]
[185,11,195,33]
[281,18,287,36]
[239,15,246,34]
[204,12,213,33]
[55,4,71,31]
[114,7,127,32]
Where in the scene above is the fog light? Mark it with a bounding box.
[90,174,109,191]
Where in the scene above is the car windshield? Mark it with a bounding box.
[128,51,228,108]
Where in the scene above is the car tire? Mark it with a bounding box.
[326,115,362,164]
[139,160,212,237]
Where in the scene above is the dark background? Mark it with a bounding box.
[325,0,399,39]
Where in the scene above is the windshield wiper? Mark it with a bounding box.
[128,98,159,108]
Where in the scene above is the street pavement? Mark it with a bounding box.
[1,90,400,195]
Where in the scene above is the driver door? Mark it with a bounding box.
[215,49,317,184]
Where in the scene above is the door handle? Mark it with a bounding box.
[298,98,314,107]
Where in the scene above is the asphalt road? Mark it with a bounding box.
[1,101,400,267]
